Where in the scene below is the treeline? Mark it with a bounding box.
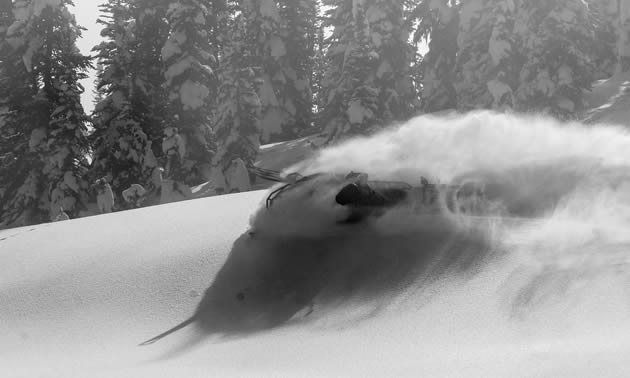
[0,0,629,228]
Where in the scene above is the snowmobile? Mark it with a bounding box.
[138,168,487,347]
[249,165,482,224]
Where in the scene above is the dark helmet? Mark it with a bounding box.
[336,183,361,206]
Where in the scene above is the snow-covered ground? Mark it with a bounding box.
[4,78,630,377]
[582,72,630,125]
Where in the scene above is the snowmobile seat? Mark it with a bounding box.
[336,182,384,206]
[335,183,410,224]
[335,182,408,208]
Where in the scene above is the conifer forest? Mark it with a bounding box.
[1,0,629,228]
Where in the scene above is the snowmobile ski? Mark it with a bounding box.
[138,316,197,346]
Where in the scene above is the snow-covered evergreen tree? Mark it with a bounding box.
[310,22,327,122]
[0,0,9,30]
[414,0,598,116]
[588,0,630,75]
[0,0,24,222]
[243,0,282,144]
[89,0,171,208]
[89,0,160,208]
[162,0,217,185]
[319,0,416,144]
[513,0,595,119]
[618,0,630,72]
[91,61,106,106]
[129,0,171,143]
[318,0,372,142]
[589,0,621,78]
[454,0,518,110]
[210,0,262,188]
[364,0,416,121]
[257,0,318,143]
[1,0,92,227]
[408,0,459,112]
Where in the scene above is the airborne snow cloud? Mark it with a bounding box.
[266,111,630,321]
[292,111,630,183]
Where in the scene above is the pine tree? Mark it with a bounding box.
[90,0,160,209]
[162,0,217,185]
[89,0,171,208]
[211,0,262,180]
[454,0,518,111]
[588,0,630,75]
[484,0,519,109]
[290,0,320,135]
[310,21,327,124]
[319,0,378,143]
[416,0,596,116]
[615,0,630,73]
[513,0,595,119]
[245,0,283,144]
[257,0,318,143]
[0,0,9,32]
[403,1,425,112]
[408,0,459,113]
[319,0,416,144]
[0,0,25,222]
[368,0,417,121]
[589,0,620,78]
[129,0,171,148]
[0,0,92,227]
[318,0,366,142]
[91,61,105,106]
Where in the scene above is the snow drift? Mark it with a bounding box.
[3,110,630,377]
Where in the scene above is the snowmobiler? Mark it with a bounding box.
[333,173,412,223]
[257,168,448,224]
[253,164,489,224]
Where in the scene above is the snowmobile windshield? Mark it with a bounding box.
[265,173,323,208]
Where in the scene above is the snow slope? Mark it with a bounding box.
[582,72,630,125]
[4,80,630,376]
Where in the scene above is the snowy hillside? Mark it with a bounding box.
[582,72,630,125]
[4,77,630,377]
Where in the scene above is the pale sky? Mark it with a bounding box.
[71,1,101,113]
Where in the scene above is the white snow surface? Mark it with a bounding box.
[5,79,630,376]
[582,72,630,125]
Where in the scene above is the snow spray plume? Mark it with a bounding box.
[290,111,630,182]
[287,110,630,319]
[142,111,630,346]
